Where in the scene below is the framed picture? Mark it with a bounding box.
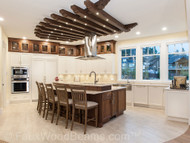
[51,45,56,53]
[33,44,40,52]
[11,41,19,51]
[22,43,29,51]
[42,45,48,52]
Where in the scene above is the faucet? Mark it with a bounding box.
[89,71,99,84]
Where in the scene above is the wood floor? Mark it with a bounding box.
[0,103,188,143]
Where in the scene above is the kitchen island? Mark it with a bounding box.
[54,82,126,127]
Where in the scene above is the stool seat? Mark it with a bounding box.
[76,101,98,109]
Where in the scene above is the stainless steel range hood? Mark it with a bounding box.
[76,34,104,60]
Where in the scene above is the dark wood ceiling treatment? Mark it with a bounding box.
[34,0,138,42]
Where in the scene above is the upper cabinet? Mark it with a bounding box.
[8,38,116,56]
[8,38,59,54]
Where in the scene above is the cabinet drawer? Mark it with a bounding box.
[103,92,112,100]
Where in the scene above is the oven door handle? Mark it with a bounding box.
[12,81,29,83]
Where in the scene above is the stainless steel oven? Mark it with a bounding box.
[11,67,29,94]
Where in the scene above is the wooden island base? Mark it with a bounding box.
[54,82,127,128]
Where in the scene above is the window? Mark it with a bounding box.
[121,49,136,79]
[168,42,189,80]
[142,46,160,80]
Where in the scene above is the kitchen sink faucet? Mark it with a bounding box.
[89,71,99,84]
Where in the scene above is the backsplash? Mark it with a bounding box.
[58,74,117,83]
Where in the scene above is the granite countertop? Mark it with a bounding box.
[54,81,112,87]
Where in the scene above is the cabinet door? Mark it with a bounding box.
[21,54,31,66]
[45,59,57,83]
[149,86,163,107]
[102,92,112,122]
[10,53,21,66]
[111,91,118,116]
[31,59,45,100]
[134,85,148,105]
[126,91,133,104]
[117,89,126,115]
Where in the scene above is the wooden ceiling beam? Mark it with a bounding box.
[59,9,113,34]
[51,14,106,36]
[35,32,80,41]
[35,29,83,39]
[95,0,110,10]
[71,5,120,32]
[84,0,130,32]
[40,21,85,36]
[36,25,84,37]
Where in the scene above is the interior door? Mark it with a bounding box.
[45,58,57,83]
[32,59,45,100]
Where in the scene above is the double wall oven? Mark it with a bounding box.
[11,67,29,94]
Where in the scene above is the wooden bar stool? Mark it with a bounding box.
[38,83,48,118]
[70,86,98,134]
[54,84,72,129]
[45,84,58,123]
[36,81,41,112]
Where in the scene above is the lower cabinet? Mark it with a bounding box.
[102,89,126,123]
[134,85,148,105]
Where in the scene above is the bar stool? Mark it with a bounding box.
[45,84,58,123]
[38,83,48,118]
[36,81,41,112]
[54,84,72,129]
[70,86,98,134]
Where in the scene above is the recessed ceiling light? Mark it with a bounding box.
[70,28,73,30]
[54,29,57,30]
[22,37,27,40]
[84,15,87,18]
[85,23,87,26]
[162,27,167,31]
[106,19,109,21]
[97,38,100,41]
[82,40,85,44]
[59,25,62,27]
[74,19,77,22]
[66,41,69,44]
[136,31,141,35]
[46,39,49,42]
[115,35,119,39]
[0,17,4,21]
[114,30,116,33]
[61,33,63,35]
[66,22,68,25]
[103,25,106,27]
[96,12,99,15]
[51,31,53,33]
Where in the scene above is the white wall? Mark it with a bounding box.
[0,26,8,108]
[116,32,188,83]
[186,0,190,41]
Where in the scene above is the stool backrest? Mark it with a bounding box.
[54,84,69,105]
[45,84,55,102]
[70,86,87,107]
[38,83,46,101]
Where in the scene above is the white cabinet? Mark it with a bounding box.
[31,56,58,100]
[164,88,189,121]
[133,85,148,105]
[126,90,133,105]
[149,86,164,107]
[10,53,31,66]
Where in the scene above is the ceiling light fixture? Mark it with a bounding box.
[74,19,77,22]
[54,29,57,30]
[97,38,100,41]
[84,15,87,18]
[46,39,49,42]
[103,25,106,27]
[106,19,109,21]
[162,27,167,31]
[66,22,68,25]
[136,31,141,35]
[114,30,116,33]
[0,17,4,21]
[22,37,27,40]
[96,12,99,15]
[51,31,53,33]
[66,41,69,44]
[82,40,85,44]
[85,23,87,26]
[70,28,73,30]
[115,35,119,39]
[59,25,62,27]
[61,33,63,35]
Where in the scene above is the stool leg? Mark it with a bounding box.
[43,101,46,118]
[71,106,75,131]
[45,102,50,120]
[65,106,69,129]
[51,103,55,123]
[84,109,87,134]
[95,107,98,127]
[56,104,60,125]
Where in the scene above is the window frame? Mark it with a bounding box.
[120,47,137,81]
[141,45,161,80]
[167,41,189,80]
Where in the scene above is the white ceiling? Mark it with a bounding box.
[0,0,187,45]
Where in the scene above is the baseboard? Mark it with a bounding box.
[32,99,38,102]
[134,103,164,110]
[167,116,189,123]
